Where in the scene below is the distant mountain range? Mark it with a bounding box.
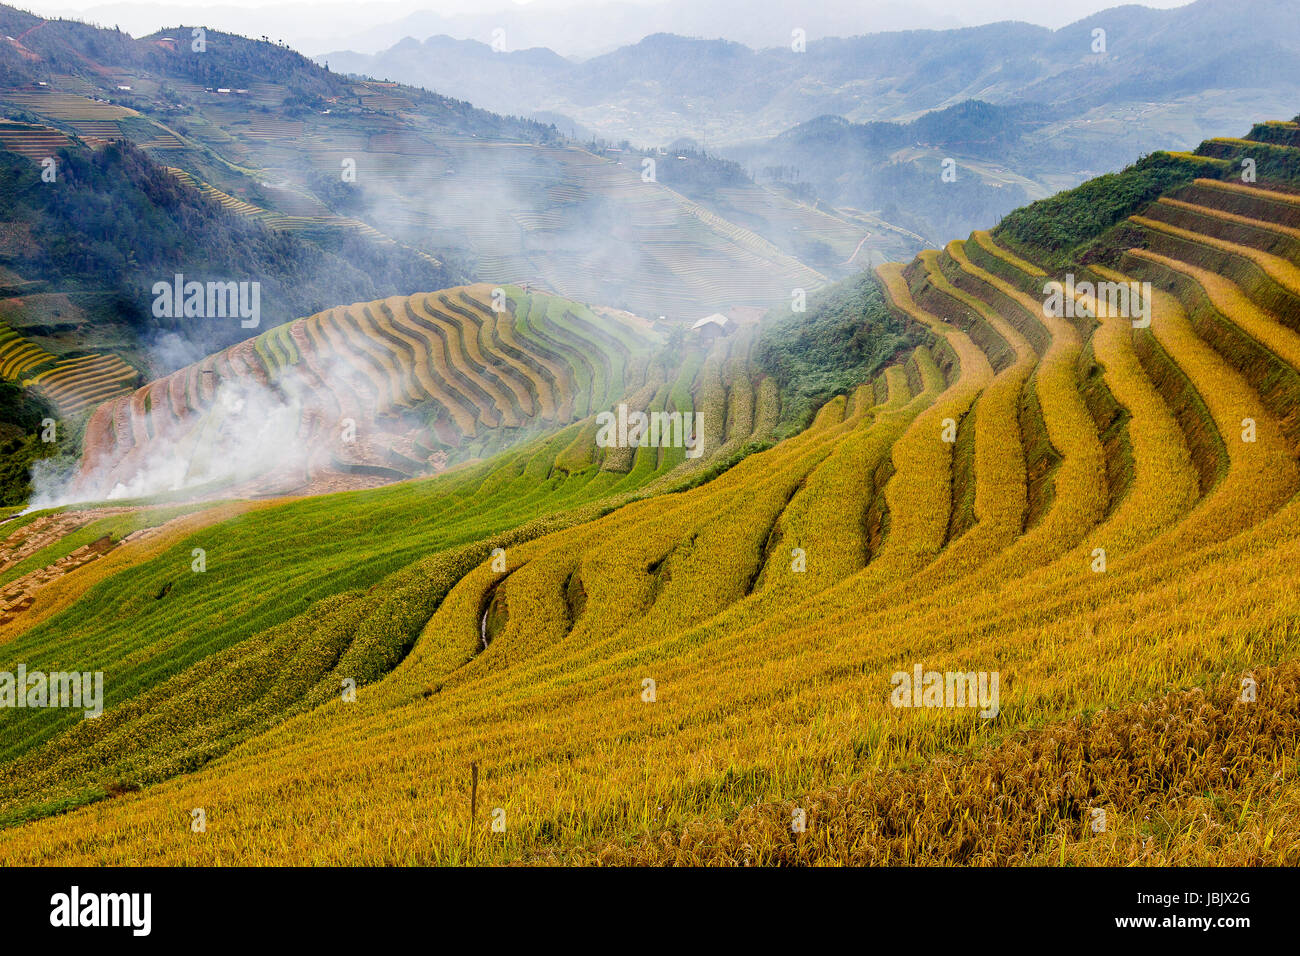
[309,0,1300,248]
[321,0,1300,147]
[311,0,963,58]
[43,0,1048,59]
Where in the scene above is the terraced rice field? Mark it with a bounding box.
[2,124,1300,867]
[2,77,839,318]
[0,323,138,418]
[77,284,661,496]
[0,91,136,121]
[355,83,416,113]
[66,120,121,141]
[234,119,305,142]
[26,353,139,417]
[161,166,438,265]
[290,139,828,315]
[0,121,76,162]
[163,167,271,219]
[0,325,56,380]
[134,128,186,151]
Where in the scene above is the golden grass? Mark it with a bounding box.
[355,302,481,433]
[1070,271,1200,552]
[882,254,1032,586]
[1157,196,1300,243]
[946,241,1108,571]
[1166,152,1231,167]
[1133,214,1300,300]
[462,287,575,419]
[7,471,1300,865]
[395,297,521,427]
[971,228,1047,278]
[457,292,565,420]
[587,661,1300,865]
[6,178,1300,868]
[1191,177,1300,208]
[1112,257,1299,549]
[334,305,425,410]
[1125,246,1300,374]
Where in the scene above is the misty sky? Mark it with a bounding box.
[21,0,1196,14]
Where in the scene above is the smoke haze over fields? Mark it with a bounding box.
[27,363,317,509]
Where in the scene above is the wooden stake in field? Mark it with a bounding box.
[470,760,479,823]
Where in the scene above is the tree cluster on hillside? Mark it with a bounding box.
[588,141,750,199]
[994,152,1201,267]
[0,383,67,506]
[771,101,1056,160]
[756,270,923,436]
[306,167,368,215]
[0,141,462,365]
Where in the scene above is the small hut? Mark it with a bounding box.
[690,313,732,343]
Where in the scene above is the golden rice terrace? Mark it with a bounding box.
[0,120,1299,868]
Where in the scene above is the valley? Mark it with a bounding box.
[0,0,1297,878]
[1,110,1299,864]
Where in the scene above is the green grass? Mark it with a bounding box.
[0,505,209,588]
[995,152,1203,269]
[0,406,715,823]
[756,270,920,437]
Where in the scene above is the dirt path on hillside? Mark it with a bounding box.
[0,509,169,628]
[0,500,281,644]
[0,509,138,576]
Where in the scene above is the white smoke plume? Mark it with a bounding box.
[24,354,365,512]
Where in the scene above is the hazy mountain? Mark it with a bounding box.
[724,102,1054,244]
[2,3,897,386]
[45,0,965,58]
[326,0,965,58]
[322,0,1300,146]
[0,5,564,376]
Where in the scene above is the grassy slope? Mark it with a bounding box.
[0,423,681,821]
[3,123,1300,863]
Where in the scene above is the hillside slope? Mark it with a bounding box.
[1,119,1299,864]
[0,7,841,328]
